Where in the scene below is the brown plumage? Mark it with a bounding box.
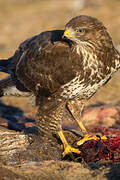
[0,15,120,157]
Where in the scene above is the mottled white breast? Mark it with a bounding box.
[60,69,116,100]
[60,44,119,100]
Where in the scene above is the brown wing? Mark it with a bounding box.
[16,31,83,97]
[2,30,64,93]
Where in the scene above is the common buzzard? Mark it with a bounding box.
[0,15,120,158]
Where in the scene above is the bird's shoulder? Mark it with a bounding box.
[10,30,66,67]
[20,30,64,49]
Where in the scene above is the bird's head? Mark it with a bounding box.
[63,15,113,49]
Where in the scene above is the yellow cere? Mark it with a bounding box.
[64,29,69,36]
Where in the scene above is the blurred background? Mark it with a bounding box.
[0,0,120,113]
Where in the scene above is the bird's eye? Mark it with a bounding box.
[76,28,86,34]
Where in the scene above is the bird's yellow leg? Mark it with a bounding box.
[58,130,80,159]
[67,99,87,133]
[77,121,87,133]
[67,99,107,146]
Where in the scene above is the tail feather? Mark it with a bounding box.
[0,66,11,74]
[0,58,12,74]
[0,58,32,97]
[0,59,9,66]
[0,76,14,97]
[0,76,31,97]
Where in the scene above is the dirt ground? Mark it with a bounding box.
[0,0,120,179]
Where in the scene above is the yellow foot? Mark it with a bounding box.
[61,145,81,157]
[77,134,107,146]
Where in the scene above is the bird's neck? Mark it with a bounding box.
[73,41,95,55]
[74,42,120,74]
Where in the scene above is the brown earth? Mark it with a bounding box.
[0,0,120,179]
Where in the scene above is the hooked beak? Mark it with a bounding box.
[62,29,75,40]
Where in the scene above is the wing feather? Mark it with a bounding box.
[4,30,83,97]
[16,41,82,96]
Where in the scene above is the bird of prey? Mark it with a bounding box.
[0,15,120,158]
